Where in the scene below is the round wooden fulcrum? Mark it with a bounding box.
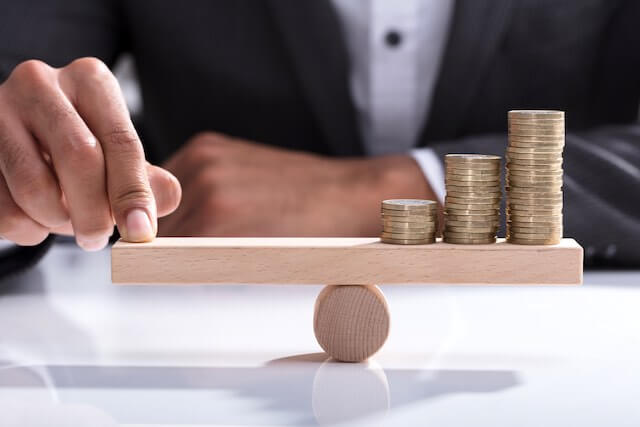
[313,285,390,362]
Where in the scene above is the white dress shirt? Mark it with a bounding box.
[331,0,454,201]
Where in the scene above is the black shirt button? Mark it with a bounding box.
[384,30,402,48]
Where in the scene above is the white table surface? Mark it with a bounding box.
[1,243,639,426]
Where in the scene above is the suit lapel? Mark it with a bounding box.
[266,1,364,156]
[421,0,514,143]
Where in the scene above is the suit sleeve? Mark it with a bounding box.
[0,0,124,82]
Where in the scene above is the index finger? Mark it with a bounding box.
[61,58,157,242]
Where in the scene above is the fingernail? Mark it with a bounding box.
[77,236,109,252]
[125,208,154,242]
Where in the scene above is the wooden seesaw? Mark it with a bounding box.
[111,237,583,362]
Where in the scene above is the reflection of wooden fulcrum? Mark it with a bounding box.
[112,237,583,362]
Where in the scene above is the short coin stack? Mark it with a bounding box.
[380,199,438,245]
[443,154,501,244]
[506,110,564,245]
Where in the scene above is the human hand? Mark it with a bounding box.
[0,58,181,250]
[159,132,436,237]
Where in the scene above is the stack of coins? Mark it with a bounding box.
[443,154,502,244]
[380,199,438,244]
[506,110,564,245]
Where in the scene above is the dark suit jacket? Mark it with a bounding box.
[1,0,639,268]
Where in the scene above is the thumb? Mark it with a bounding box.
[147,163,182,218]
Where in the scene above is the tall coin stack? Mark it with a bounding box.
[443,154,502,244]
[380,199,438,245]
[506,110,564,245]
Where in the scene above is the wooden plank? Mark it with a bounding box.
[111,237,583,285]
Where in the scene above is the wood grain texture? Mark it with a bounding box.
[313,285,390,362]
[111,237,583,285]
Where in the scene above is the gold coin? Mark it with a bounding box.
[506,175,563,183]
[446,202,501,210]
[381,209,436,217]
[507,203,562,215]
[508,206,562,214]
[508,226,563,234]
[445,212,499,220]
[509,122,564,131]
[508,138,564,145]
[445,173,500,182]
[445,219,499,227]
[444,231,497,238]
[446,179,501,187]
[508,110,564,119]
[508,232,563,240]
[382,199,438,211]
[381,231,436,239]
[443,237,497,245]
[507,169,563,180]
[380,237,435,245]
[445,163,502,171]
[508,197,562,204]
[506,146,564,154]
[381,217,437,225]
[508,214,562,222]
[506,153,562,162]
[446,188,502,196]
[506,155,563,163]
[380,211,437,222]
[446,167,500,176]
[509,130,564,138]
[506,237,561,245]
[506,158,563,166]
[382,225,438,234]
[507,175,563,183]
[509,142,565,151]
[507,199,562,208]
[508,162,563,172]
[508,191,563,199]
[445,208,500,216]
[508,117,564,124]
[445,154,501,163]
[382,219,437,227]
[444,175,500,186]
[506,148,563,157]
[509,138,565,146]
[445,196,501,205]
[507,180,563,189]
[445,226,497,233]
[446,185,501,193]
[383,225,438,234]
[507,168,563,175]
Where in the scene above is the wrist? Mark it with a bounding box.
[335,155,440,236]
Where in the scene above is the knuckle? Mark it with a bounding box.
[0,131,28,173]
[112,184,154,210]
[11,170,51,202]
[195,167,221,189]
[68,57,113,83]
[57,130,100,161]
[0,207,33,235]
[6,60,55,99]
[101,127,141,152]
[188,132,224,153]
[10,59,51,84]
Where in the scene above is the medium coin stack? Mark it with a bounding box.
[443,154,501,244]
[506,110,564,245]
[380,199,438,245]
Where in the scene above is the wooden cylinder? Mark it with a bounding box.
[313,285,390,362]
